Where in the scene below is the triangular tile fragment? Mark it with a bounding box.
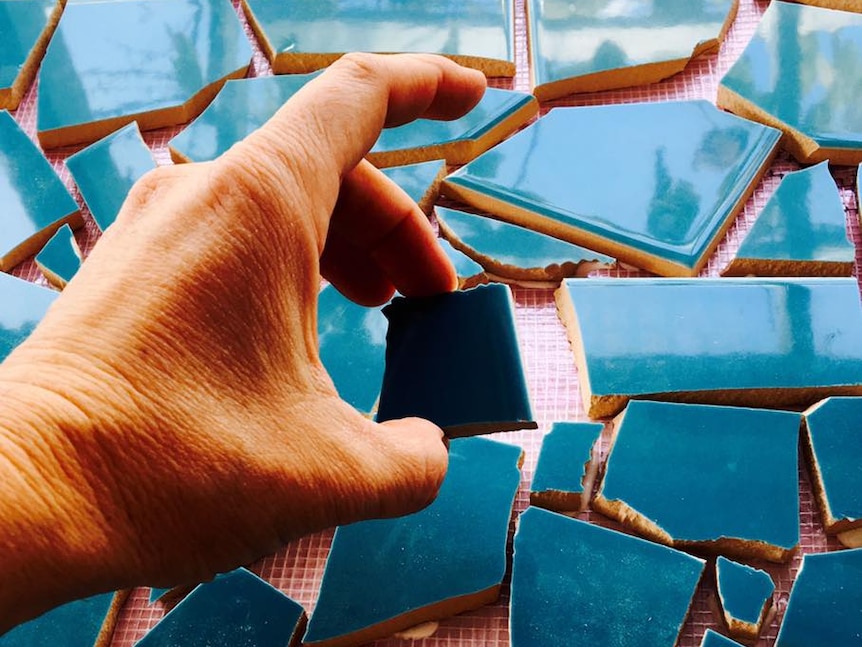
[701,630,744,647]
[437,237,487,290]
[530,421,602,513]
[715,556,775,641]
[0,273,58,362]
[35,223,81,289]
[381,160,447,215]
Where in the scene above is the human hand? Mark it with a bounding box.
[0,54,485,629]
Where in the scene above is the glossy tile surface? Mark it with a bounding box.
[0,110,79,270]
[376,283,535,436]
[317,284,387,417]
[38,0,251,143]
[0,273,57,362]
[148,588,172,604]
[0,0,57,108]
[66,122,157,232]
[445,102,780,276]
[35,223,81,288]
[716,556,774,634]
[381,159,446,214]
[510,507,705,647]
[528,0,735,98]
[0,592,117,646]
[438,237,487,289]
[558,278,862,416]
[530,421,602,511]
[168,73,320,163]
[304,437,522,645]
[775,548,862,646]
[701,630,745,647]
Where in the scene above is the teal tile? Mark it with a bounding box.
[37,0,252,148]
[148,588,172,604]
[0,110,80,271]
[716,556,775,640]
[376,283,535,436]
[168,73,321,163]
[719,1,862,164]
[0,0,60,110]
[701,630,745,647]
[510,507,705,647]
[318,284,387,417]
[381,159,446,215]
[775,548,862,647]
[242,0,515,76]
[66,122,157,232]
[445,101,780,276]
[528,0,736,100]
[0,273,58,362]
[530,421,602,513]
[556,277,862,418]
[0,592,121,646]
[304,437,522,646]
[35,223,81,289]
[437,206,613,285]
[368,87,538,167]
[724,161,854,276]
[437,236,488,289]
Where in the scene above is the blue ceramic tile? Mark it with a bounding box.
[719,1,862,164]
[0,0,61,110]
[35,223,81,289]
[136,569,305,647]
[37,0,252,148]
[701,630,745,647]
[0,110,80,271]
[557,277,862,418]
[445,101,780,276]
[437,236,487,290]
[510,507,705,647]
[724,161,854,276]
[0,592,121,646]
[381,159,446,214]
[376,283,535,436]
[775,548,862,646]
[0,273,57,362]
[528,0,736,100]
[148,588,172,605]
[304,437,522,646]
[241,0,515,76]
[530,421,602,513]
[65,122,157,232]
[716,556,775,640]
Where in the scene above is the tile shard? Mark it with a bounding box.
[529,421,603,513]
[35,223,82,289]
[715,556,775,641]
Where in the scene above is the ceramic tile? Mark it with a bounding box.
[317,284,387,417]
[791,0,862,9]
[715,556,775,641]
[775,548,862,646]
[375,283,535,436]
[380,159,447,215]
[241,0,515,76]
[700,630,745,647]
[368,87,538,168]
[37,0,252,148]
[136,569,305,647]
[147,588,172,605]
[0,110,81,272]
[168,73,320,163]
[510,507,705,647]
[35,223,81,289]
[527,0,737,100]
[304,437,522,646]
[0,0,62,110]
[437,206,613,286]
[445,101,780,276]
[529,421,602,513]
[802,397,862,534]
[556,277,862,418]
[0,273,58,362]
[65,122,157,232]
[719,1,862,164]
[723,161,853,276]
[437,237,488,290]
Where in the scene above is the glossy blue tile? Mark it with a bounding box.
[0,592,121,647]
[437,236,487,289]
[701,630,745,647]
[530,421,602,513]
[0,0,61,110]
[381,159,446,214]
[716,556,775,640]
[0,273,58,362]
[148,588,172,605]
[35,223,81,289]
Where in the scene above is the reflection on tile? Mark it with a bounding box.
[716,556,775,641]
[304,437,522,647]
[510,507,704,647]
[719,1,862,164]
[701,630,745,647]
[528,0,736,100]
[445,101,780,276]
[242,0,515,76]
[438,236,488,289]
[35,223,81,289]
[529,421,602,513]
[556,277,862,418]
[0,110,81,272]
[380,159,447,215]
[37,0,252,148]
[0,273,58,362]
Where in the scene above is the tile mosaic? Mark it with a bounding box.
[529,421,602,513]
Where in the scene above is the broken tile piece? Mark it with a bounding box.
[65,122,157,232]
[376,283,535,436]
[510,507,705,647]
[0,273,58,362]
[723,162,854,276]
[445,101,780,276]
[528,0,737,100]
[437,237,488,290]
[556,277,862,418]
[148,588,172,604]
[318,284,387,417]
[802,397,862,535]
[0,110,81,271]
[792,0,862,9]
[137,569,305,647]
[304,437,522,647]
[437,206,613,286]
[594,401,801,562]
[701,630,745,647]
[381,160,447,215]
[241,0,515,76]
[775,548,862,646]
[530,422,602,513]
[368,87,538,168]
[37,0,252,148]
[719,1,862,164]
[716,556,775,641]
[35,223,81,289]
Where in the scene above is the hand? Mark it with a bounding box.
[0,53,486,630]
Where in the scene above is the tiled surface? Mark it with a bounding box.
[4,0,857,646]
